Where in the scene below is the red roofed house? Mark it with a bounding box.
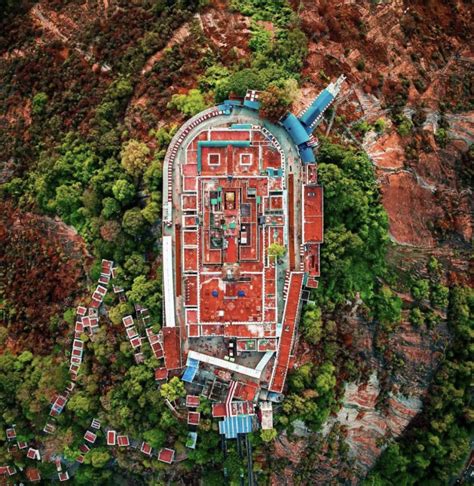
[212,403,227,418]
[0,466,7,475]
[107,430,116,446]
[26,448,40,461]
[26,468,41,482]
[58,471,69,481]
[186,395,200,408]
[76,306,87,316]
[157,448,175,464]
[117,435,130,447]
[84,431,97,444]
[130,336,142,349]
[5,428,16,440]
[79,444,90,454]
[76,455,84,463]
[187,412,201,426]
[155,368,168,381]
[122,316,134,328]
[140,442,152,456]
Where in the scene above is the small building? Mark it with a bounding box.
[155,368,169,381]
[26,448,40,460]
[79,444,90,454]
[84,431,97,444]
[186,395,200,408]
[122,316,134,328]
[259,402,273,430]
[43,423,56,434]
[140,442,152,456]
[186,432,198,450]
[106,430,116,446]
[187,412,201,426]
[5,428,16,440]
[130,336,142,349]
[50,395,67,416]
[76,455,84,464]
[17,441,28,450]
[117,435,130,447]
[58,471,70,481]
[157,448,175,464]
[76,306,87,317]
[26,468,41,482]
[0,466,15,476]
[91,418,101,430]
[126,327,138,339]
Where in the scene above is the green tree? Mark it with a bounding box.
[121,140,150,177]
[301,303,323,345]
[430,283,449,308]
[260,428,277,442]
[160,377,185,402]
[168,89,207,117]
[112,179,136,204]
[32,92,48,115]
[122,207,147,235]
[124,253,149,279]
[409,307,424,327]
[101,197,121,219]
[268,242,286,260]
[141,201,161,224]
[411,279,430,301]
[259,81,296,122]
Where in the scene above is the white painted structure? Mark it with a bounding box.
[162,236,176,328]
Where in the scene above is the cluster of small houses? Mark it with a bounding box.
[0,417,178,483]
[0,260,182,483]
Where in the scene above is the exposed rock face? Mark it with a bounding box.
[324,373,422,472]
[295,0,473,251]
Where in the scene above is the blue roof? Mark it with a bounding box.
[281,113,310,146]
[299,144,316,163]
[243,99,261,110]
[186,432,198,449]
[299,89,334,131]
[182,357,199,383]
[219,415,253,439]
[224,99,243,106]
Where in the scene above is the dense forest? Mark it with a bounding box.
[1,0,472,484]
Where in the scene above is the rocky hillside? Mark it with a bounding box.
[0,0,472,484]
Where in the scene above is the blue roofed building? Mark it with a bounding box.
[218,415,254,439]
[280,75,346,164]
[182,357,200,383]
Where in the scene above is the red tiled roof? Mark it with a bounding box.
[79,444,90,454]
[157,448,175,464]
[155,368,169,381]
[117,435,129,447]
[84,431,97,444]
[302,185,323,244]
[187,412,201,425]
[186,395,200,408]
[162,327,182,370]
[140,442,152,456]
[269,272,304,393]
[106,430,116,446]
[212,403,227,418]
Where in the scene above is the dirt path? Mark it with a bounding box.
[141,22,191,75]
